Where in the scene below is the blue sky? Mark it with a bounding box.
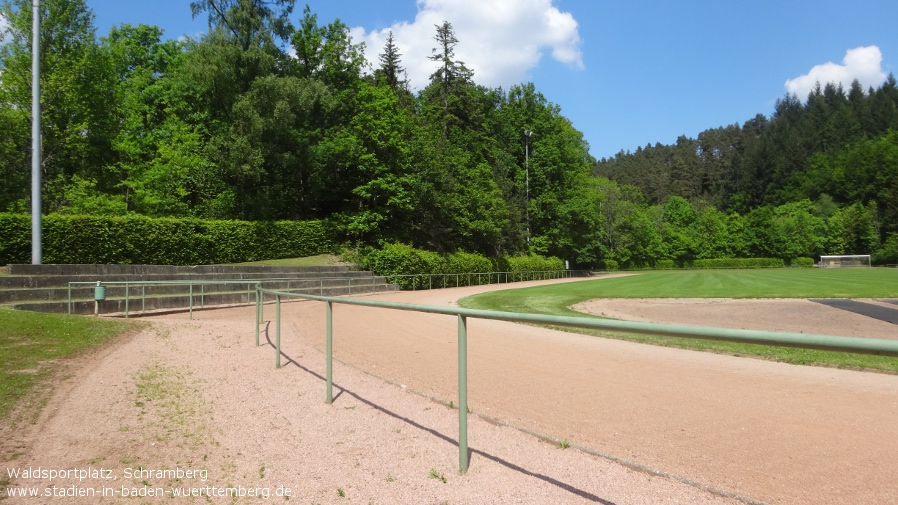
[78,0,897,160]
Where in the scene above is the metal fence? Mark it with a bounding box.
[254,284,898,474]
[67,270,591,317]
[382,269,588,290]
[67,276,387,318]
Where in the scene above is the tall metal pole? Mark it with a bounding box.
[524,130,532,248]
[31,0,42,264]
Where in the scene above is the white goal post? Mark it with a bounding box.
[819,255,872,268]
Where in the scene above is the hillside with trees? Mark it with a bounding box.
[595,79,898,265]
[2,0,896,267]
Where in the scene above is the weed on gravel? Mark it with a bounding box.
[428,468,447,483]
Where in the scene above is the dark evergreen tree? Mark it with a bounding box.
[376,31,405,89]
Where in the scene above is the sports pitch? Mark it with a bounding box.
[460,268,898,316]
[460,268,898,373]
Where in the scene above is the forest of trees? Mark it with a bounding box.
[595,78,898,265]
[2,0,897,267]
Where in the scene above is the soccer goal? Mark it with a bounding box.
[819,255,872,268]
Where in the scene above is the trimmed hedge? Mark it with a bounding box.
[0,213,335,265]
[790,257,815,268]
[506,254,565,281]
[361,243,443,290]
[615,257,790,271]
[362,243,565,290]
[692,258,785,269]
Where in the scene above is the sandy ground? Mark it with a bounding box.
[573,297,898,339]
[3,277,898,504]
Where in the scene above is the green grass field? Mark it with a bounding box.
[459,268,898,373]
[0,309,139,423]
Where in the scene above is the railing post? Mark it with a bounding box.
[276,295,281,368]
[125,283,130,318]
[189,283,194,320]
[326,300,333,404]
[141,285,146,313]
[255,287,261,347]
[458,314,469,474]
[67,283,72,314]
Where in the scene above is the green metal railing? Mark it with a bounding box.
[67,276,386,318]
[254,284,898,474]
[66,270,589,318]
[384,269,585,290]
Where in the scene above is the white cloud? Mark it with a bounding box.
[785,46,888,99]
[0,14,10,49]
[349,0,583,89]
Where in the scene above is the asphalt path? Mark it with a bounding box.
[811,299,898,324]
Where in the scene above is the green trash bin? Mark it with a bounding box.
[94,283,106,301]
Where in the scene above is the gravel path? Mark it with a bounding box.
[4,278,897,504]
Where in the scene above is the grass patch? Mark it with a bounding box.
[464,269,898,315]
[428,468,447,483]
[221,254,351,267]
[133,364,210,447]
[0,308,138,420]
[459,269,898,373]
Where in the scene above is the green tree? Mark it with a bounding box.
[492,84,595,257]
[190,0,295,53]
[425,20,474,138]
[771,200,827,259]
[0,0,116,212]
[375,31,405,90]
[291,5,366,90]
[743,206,785,258]
[101,24,191,215]
[180,0,310,218]
[659,196,697,263]
[827,130,898,238]
[0,99,29,211]
[216,74,335,219]
[335,81,417,244]
[593,181,661,268]
[693,203,732,259]
[826,202,879,255]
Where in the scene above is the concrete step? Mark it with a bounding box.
[0,263,376,288]
[0,270,378,289]
[5,263,359,276]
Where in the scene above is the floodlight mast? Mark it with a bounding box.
[31,0,42,264]
[524,129,532,248]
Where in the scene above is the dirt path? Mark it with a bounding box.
[4,277,898,504]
